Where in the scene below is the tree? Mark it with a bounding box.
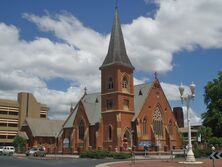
[13,136,26,153]
[197,126,212,143]
[202,71,222,137]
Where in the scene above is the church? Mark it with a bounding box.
[58,7,182,154]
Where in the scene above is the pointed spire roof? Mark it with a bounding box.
[100,7,134,70]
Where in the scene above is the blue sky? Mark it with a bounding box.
[0,0,221,124]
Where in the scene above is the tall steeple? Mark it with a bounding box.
[100,7,134,70]
[100,5,135,151]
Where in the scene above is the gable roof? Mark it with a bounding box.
[63,93,101,128]
[23,118,64,137]
[63,83,153,127]
[133,83,153,120]
[81,93,101,125]
[63,104,79,128]
[100,7,134,70]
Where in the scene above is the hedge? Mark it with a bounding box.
[80,150,131,159]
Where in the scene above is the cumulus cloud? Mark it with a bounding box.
[1,0,222,119]
[182,106,202,126]
[161,82,202,125]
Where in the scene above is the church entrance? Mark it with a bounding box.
[122,129,132,151]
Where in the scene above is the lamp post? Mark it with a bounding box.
[130,129,135,164]
[179,82,196,162]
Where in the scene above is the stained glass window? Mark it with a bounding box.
[79,120,85,140]
[153,106,163,136]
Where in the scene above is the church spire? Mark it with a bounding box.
[100,6,134,70]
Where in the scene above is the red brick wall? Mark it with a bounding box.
[136,80,182,150]
[100,64,135,151]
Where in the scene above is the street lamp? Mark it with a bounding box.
[179,82,196,162]
[129,129,135,164]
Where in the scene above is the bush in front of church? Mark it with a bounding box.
[80,150,108,159]
[80,150,131,159]
[112,152,131,159]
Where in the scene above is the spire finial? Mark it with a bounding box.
[154,72,158,80]
[84,87,87,95]
[115,0,118,8]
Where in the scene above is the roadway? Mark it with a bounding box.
[0,156,118,167]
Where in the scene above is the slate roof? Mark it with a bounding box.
[81,93,101,125]
[133,83,153,120]
[24,118,64,137]
[63,104,79,128]
[100,7,134,69]
[17,131,29,140]
[63,83,153,128]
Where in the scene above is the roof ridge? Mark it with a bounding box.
[134,82,153,86]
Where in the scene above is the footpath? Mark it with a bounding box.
[13,153,79,160]
[97,159,222,167]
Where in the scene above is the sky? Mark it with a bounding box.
[0,0,221,125]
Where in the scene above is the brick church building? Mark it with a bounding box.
[59,7,182,153]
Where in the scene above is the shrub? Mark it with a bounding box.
[208,137,221,145]
[193,147,212,158]
[80,150,109,159]
[112,152,131,159]
[13,136,26,153]
[80,150,131,159]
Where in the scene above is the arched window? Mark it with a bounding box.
[122,75,129,89]
[79,119,85,140]
[108,125,112,140]
[168,120,173,136]
[106,99,113,110]
[152,106,163,136]
[123,129,131,143]
[108,77,114,89]
[143,117,147,134]
[123,99,129,110]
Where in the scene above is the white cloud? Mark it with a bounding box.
[182,106,202,126]
[33,86,83,119]
[161,82,202,125]
[1,0,222,119]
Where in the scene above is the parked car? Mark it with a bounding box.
[0,146,3,155]
[1,146,15,156]
[26,147,46,157]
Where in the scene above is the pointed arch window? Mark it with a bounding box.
[143,117,147,134]
[152,106,163,136]
[106,99,114,110]
[79,119,85,140]
[108,125,112,141]
[168,120,173,136]
[123,99,129,110]
[122,75,129,89]
[108,77,114,89]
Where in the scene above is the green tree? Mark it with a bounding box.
[202,71,222,137]
[13,136,26,153]
[197,126,212,143]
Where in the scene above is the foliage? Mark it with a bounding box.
[202,71,222,137]
[13,136,26,152]
[80,150,131,159]
[80,150,109,159]
[208,137,222,146]
[197,126,212,143]
[193,147,212,158]
[112,152,131,159]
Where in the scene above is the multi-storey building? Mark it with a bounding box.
[0,92,48,145]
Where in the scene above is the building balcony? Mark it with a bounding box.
[0,138,14,143]
[0,114,19,120]
[0,126,19,131]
